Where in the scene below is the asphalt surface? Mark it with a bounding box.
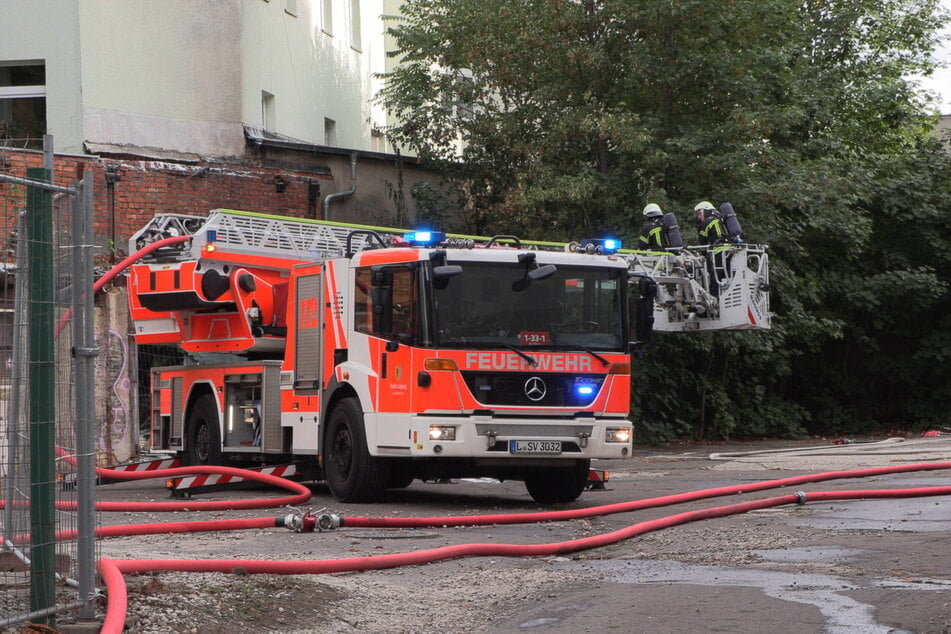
[93,436,951,633]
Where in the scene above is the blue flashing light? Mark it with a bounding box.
[576,385,595,396]
[404,230,446,246]
[580,238,621,254]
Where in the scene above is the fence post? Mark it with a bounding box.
[2,211,27,548]
[27,166,56,627]
[72,171,98,620]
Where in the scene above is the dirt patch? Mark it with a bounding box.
[122,575,346,633]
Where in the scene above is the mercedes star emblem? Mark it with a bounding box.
[524,376,547,402]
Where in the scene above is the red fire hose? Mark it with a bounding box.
[88,461,950,634]
[45,448,312,512]
[332,461,951,528]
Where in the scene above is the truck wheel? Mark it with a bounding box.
[524,460,590,505]
[324,398,389,502]
[184,394,222,466]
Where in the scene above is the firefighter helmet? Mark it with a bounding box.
[643,203,663,218]
[694,201,716,212]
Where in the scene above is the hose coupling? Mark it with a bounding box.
[316,513,342,531]
[283,507,319,532]
[794,491,807,505]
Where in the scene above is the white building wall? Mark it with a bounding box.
[78,0,245,157]
[2,0,393,158]
[242,0,389,150]
[0,0,85,151]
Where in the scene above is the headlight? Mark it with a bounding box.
[606,427,631,443]
[429,425,456,441]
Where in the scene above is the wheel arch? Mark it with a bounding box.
[180,381,224,466]
[320,381,361,455]
[183,381,220,438]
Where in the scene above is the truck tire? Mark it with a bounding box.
[184,394,223,466]
[524,459,590,505]
[324,398,389,502]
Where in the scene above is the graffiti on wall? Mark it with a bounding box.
[94,291,136,466]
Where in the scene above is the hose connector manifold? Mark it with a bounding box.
[316,513,342,531]
[283,506,319,532]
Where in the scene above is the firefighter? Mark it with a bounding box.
[694,201,726,245]
[638,203,667,251]
[693,200,735,297]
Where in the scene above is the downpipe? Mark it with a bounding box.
[321,152,357,221]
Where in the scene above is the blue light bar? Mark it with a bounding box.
[404,230,446,246]
[580,238,621,254]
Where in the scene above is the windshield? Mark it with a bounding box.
[433,261,626,351]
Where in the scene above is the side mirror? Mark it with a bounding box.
[637,276,658,298]
[634,297,655,344]
[371,286,393,334]
[433,264,462,279]
[433,264,461,290]
[371,268,393,287]
[529,264,557,281]
[628,342,648,360]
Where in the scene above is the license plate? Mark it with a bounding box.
[509,440,562,455]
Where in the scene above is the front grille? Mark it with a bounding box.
[460,371,605,407]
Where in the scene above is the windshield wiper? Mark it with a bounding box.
[564,344,610,366]
[503,343,537,367]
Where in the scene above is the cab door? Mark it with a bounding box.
[369,264,418,415]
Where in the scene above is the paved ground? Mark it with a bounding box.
[81,436,951,633]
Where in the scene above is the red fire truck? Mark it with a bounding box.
[126,209,769,504]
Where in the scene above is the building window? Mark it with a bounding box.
[349,0,362,51]
[285,0,297,17]
[262,91,275,131]
[324,117,336,146]
[321,0,333,36]
[0,62,46,150]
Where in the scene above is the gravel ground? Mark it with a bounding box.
[3,436,949,633]
[107,560,597,633]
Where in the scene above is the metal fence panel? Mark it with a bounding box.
[0,147,98,629]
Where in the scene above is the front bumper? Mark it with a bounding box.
[405,415,632,460]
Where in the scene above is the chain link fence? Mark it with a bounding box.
[0,141,99,630]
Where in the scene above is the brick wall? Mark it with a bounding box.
[0,149,332,259]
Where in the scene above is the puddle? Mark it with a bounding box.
[564,558,918,634]
[752,545,867,563]
[790,496,950,533]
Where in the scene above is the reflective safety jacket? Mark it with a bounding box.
[698,212,726,245]
[638,218,666,250]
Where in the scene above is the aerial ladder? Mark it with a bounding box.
[129,209,770,346]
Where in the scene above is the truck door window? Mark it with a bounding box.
[354,265,418,341]
[354,267,372,333]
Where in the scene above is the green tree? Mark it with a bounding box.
[381,0,950,440]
